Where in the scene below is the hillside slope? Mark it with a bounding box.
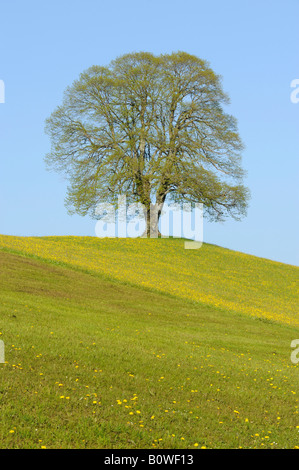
[0,237,298,449]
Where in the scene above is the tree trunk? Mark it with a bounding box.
[144,202,163,238]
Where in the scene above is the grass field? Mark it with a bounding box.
[0,235,298,449]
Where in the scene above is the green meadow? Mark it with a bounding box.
[0,236,298,449]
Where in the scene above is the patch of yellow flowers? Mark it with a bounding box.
[0,235,298,327]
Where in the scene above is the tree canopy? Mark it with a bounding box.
[45,51,249,235]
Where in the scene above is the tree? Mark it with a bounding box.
[45,51,249,237]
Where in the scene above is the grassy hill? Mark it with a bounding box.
[0,235,298,449]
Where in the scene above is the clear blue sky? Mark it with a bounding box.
[0,0,298,265]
